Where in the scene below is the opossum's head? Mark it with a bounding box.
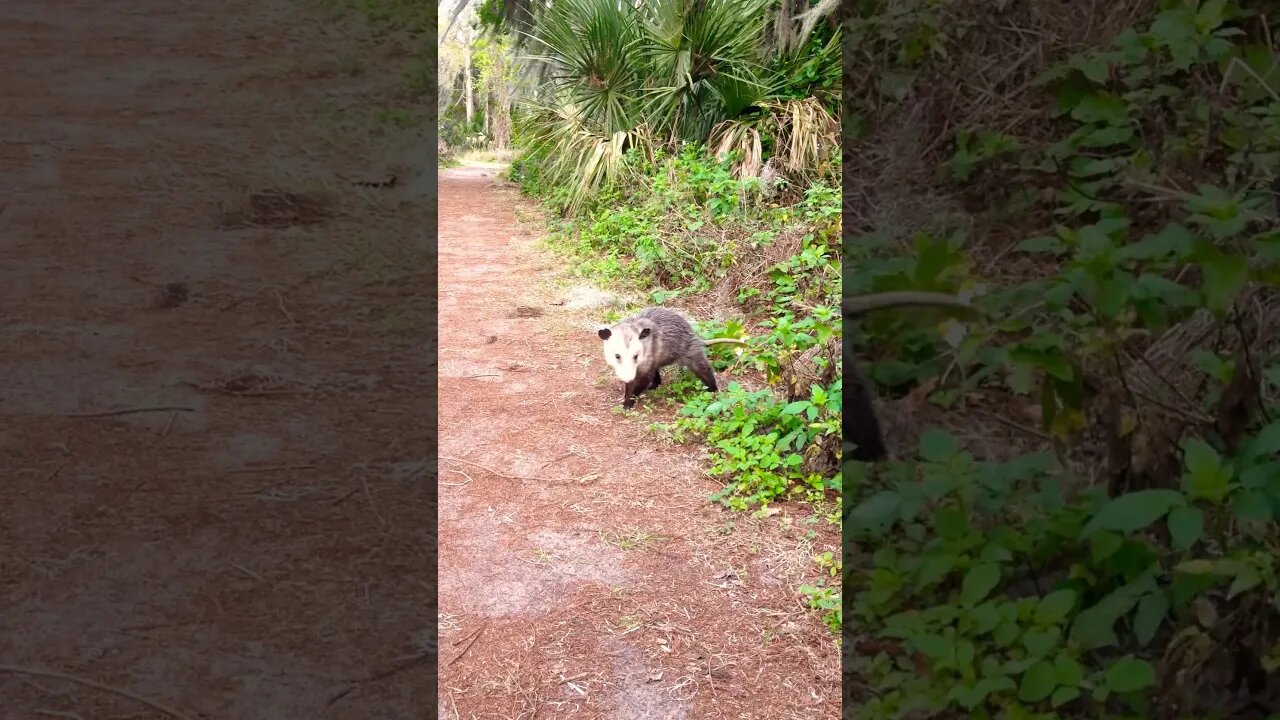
[597,324,650,383]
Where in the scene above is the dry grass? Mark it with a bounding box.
[459,147,517,164]
[769,97,840,179]
[843,0,1151,251]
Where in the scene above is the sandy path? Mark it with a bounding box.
[0,2,433,718]
[436,166,840,719]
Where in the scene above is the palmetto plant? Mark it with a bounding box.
[637,0,771,142]
[519,0,837,214]
[527,0,644,136]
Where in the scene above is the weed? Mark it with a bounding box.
[374,106,416,128]
[843,0,1280,715]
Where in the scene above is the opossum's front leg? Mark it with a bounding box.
[622,372,655,409]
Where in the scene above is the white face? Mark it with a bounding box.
[598,326,646,383]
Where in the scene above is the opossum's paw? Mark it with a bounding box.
[622,398,636,410]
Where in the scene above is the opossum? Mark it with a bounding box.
[597,307,747,409]
[843,291,975,462]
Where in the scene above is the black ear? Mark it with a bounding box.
[638,327,651,339]
[598,328,611,340]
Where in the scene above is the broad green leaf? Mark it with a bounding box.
[1200,253,1249,313]
[1184,437,1222,475]
[1069,582,1145,650]
[1244,422,1280,461]
[1052,686,1081,707]
[935,506,968,541]
[1034,589,1077,625]
[780,401,808,415]
[1079,489,1186,539]
[994,619,1021,646]
[1076,223,1114,256]
[1079,124,1134,147]
[1070,156,1122,178]
[1151,9,1199,69]
[948,683,986,710]
[1167,507,1204,551]
[952,675,1018,709]
[912,633,954,661]
[1090,531,1124,562]
[917,555,959,589]
[1054,653,1085,686]
[1018,660,1058,703]
[971,602,1002,635]
[1232,490,1273,522]
[1096,273,1135,319]
[1228,565,1263,599]
[1118,223,1194,260]
[1071,92,1128,125]
[1022,627,1062,658]
[956,639,976,668]
[1105,656,1156,693]
[961,563,1002,607]
[1018,235,1067,254]
[1175,559,1217,575]
[979,542,1014,564]
[849,491,901,535]
[1071,54,1112,84]
[919,429,959,462]
[1130,274,1196,306]
[1182,438,1235,504]
[1239,462,1280,494]
[1133,592,1169,646]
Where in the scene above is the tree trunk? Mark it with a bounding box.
[463,24,474,128]
[443,0,472,39]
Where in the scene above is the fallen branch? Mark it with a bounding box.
[447,624,487,666]
[439,455,557,483]
[225,464,317,474]
[65,406,195,418]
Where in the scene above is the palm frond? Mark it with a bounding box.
[709,118,763,179]
[767,97,839,179]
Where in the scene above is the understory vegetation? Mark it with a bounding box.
[843,0,1280,717]
[496,0,846,633]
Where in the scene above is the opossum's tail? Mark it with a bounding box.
[842,291,976,318]
[703,338,749,348]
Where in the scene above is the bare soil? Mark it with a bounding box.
[437,167,840,719]
[0,2,433,718]
[0,0,838,716]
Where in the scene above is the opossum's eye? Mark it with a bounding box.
[633,354,638,361]
[615,354,621,360]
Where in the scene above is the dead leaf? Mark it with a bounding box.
[1194,597,1218,628]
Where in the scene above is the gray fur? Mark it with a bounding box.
[598,307,722,409]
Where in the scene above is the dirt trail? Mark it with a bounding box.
[0,2,432,718]
[437,167,839,718]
